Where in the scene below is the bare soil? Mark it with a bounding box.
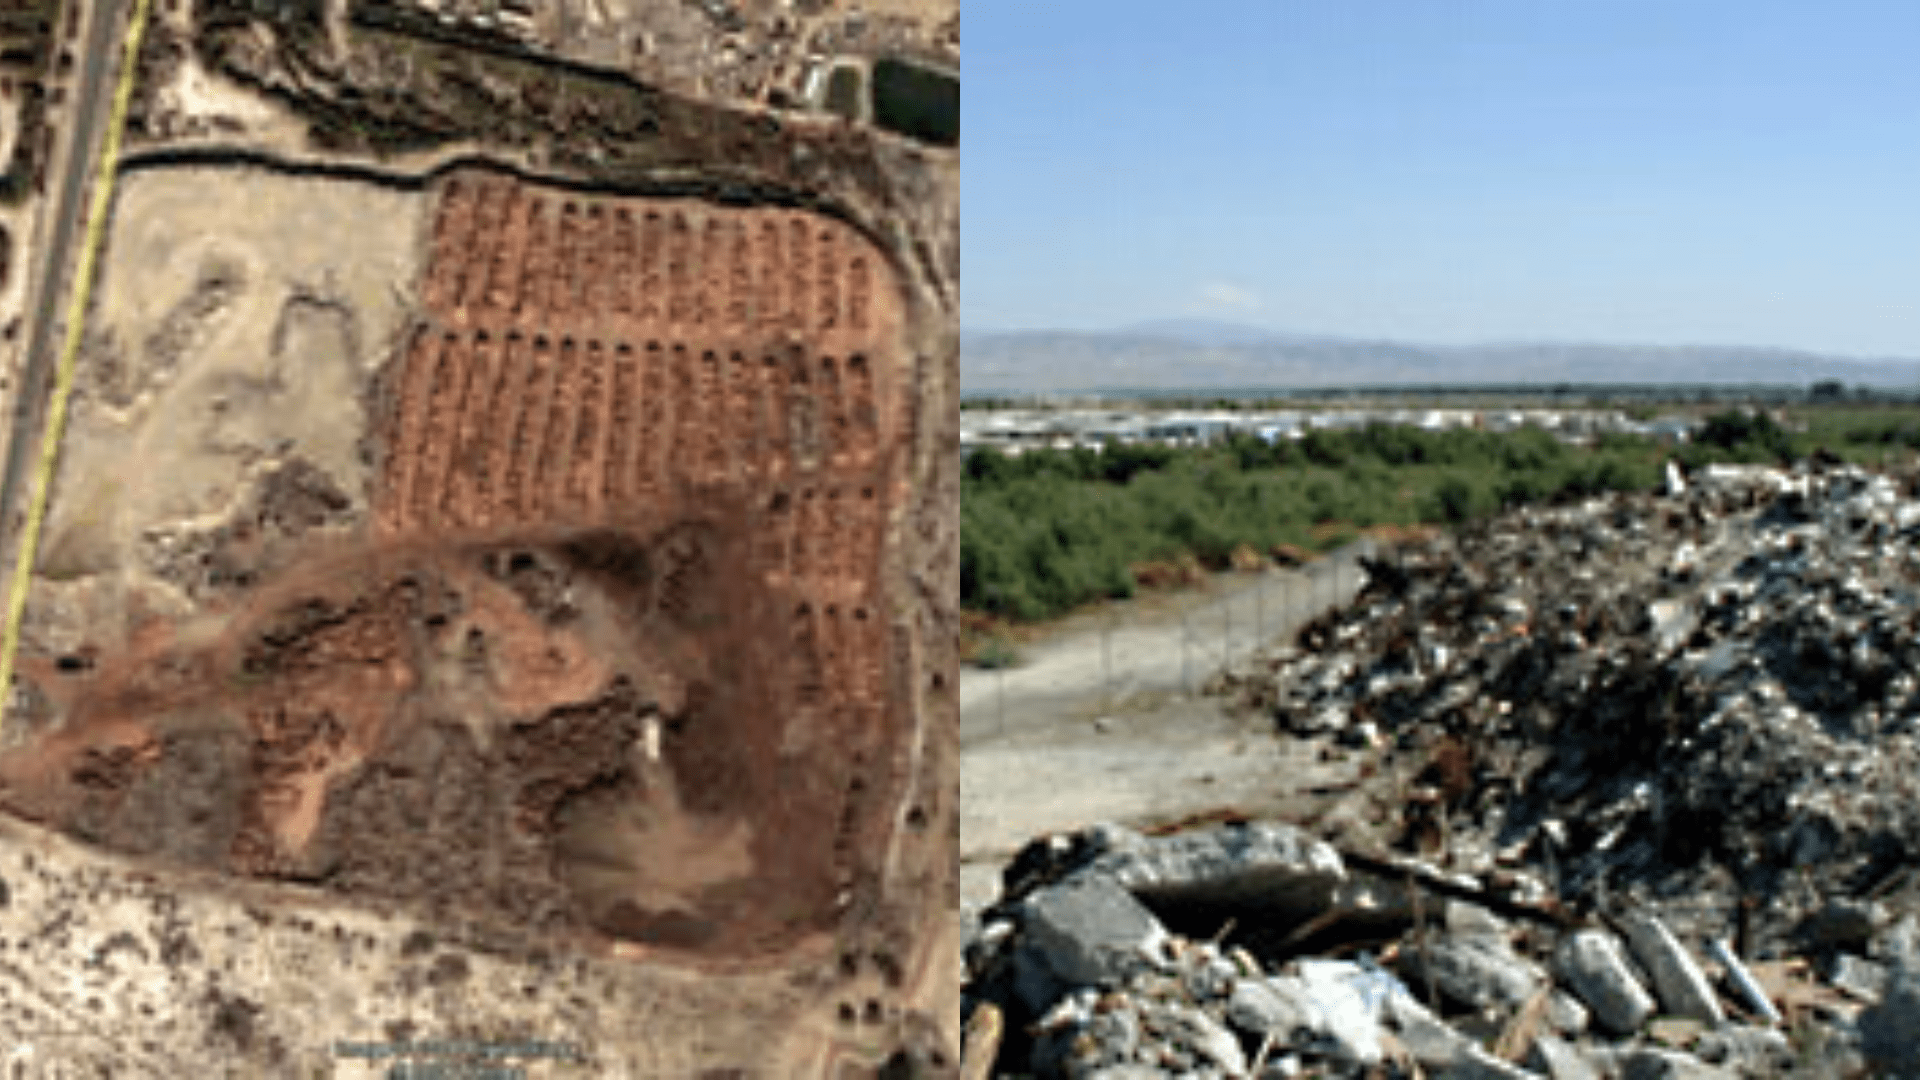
[0,170,922,969]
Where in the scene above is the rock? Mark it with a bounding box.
[1616,911,1725,1025]
[1544,990,1589,1036]
[1827,952,1889,1002]
[1874,913,1920,968]
[1442,1046,1546,1080]
[1224,978,1308,1041]
[1796,897,1886,953]
[1090,821,1347,919]
[1058,1006,1143,1078]
[1380,990,1472,1070]
[1527,1034,1604,1080]
[1017,875,1168,1000]
[1289,960,1394,1066]
[1615,1046,1737,1080]
[1229,966,1390,1067]
[1858,958,1920,1077]
[1078,1067,1163,1080]
[1444,900,1511,939]
[1179,1005,1247,1076]
[1398,933,1547,1014]
[964,918,1014,979]
[1646,599,1696,654]
[1554,929,1656,1036]
[1690,1025,1791,1072]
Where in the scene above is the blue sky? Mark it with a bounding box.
[962,0,1920,356]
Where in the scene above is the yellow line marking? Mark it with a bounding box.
[0,0,153,741]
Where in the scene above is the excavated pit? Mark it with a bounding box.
[0,168,916,967]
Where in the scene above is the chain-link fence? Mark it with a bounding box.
[968,539,1397,743]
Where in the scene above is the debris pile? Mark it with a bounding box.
[1226,460,1920,955]
[964,821,1917,1078]
[964,460,1920,1077]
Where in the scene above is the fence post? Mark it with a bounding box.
[997,665,1006,738]
[1256,572,1265,650]
[1224,587,1233,668]
[1182,609,1192,696]
[1102,607,1112,715]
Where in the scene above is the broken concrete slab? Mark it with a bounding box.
[1089,820,1348,918]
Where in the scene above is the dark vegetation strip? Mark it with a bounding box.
[960,407,1920,623]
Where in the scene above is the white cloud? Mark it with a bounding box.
[1192,280,1264,315]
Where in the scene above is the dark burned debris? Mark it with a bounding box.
[966,459,1920,1078]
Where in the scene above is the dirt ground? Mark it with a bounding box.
[5,165,916,956]
[959,555,1381,919]
[0,151,958,1072]
[0,0,960,1063]
[33,165,423,627]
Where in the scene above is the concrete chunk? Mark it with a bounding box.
[1617,912,1725,1025]
[1528,1034,1604,1080]
[1090,821,1347,916]
[1442,1046,1547,1080]
[1398,933,1548,1013]
[1231,968,1388,1067]
[1617,1046,1738,1080]
[1018,874,1168,993]
[1691,1025,1791,1073]
[1828,953,1888,1002]
[1225,978,1310,1041]
[1545,990,1589,1036]
[1555,929,1656,1035]
[1858,962,1920,1077]
[1381,990,1473,1070]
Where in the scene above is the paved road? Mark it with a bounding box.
[0,0,129,548]
[959,538,1380,747]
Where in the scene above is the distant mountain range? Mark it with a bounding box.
[961,320,1920,393]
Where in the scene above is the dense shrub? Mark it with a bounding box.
[962,418,1776,622]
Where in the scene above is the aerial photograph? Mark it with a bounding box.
[0,0,958,1075]
[960,2,1920,1078]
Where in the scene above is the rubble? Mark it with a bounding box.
[965,459,1920,1077]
